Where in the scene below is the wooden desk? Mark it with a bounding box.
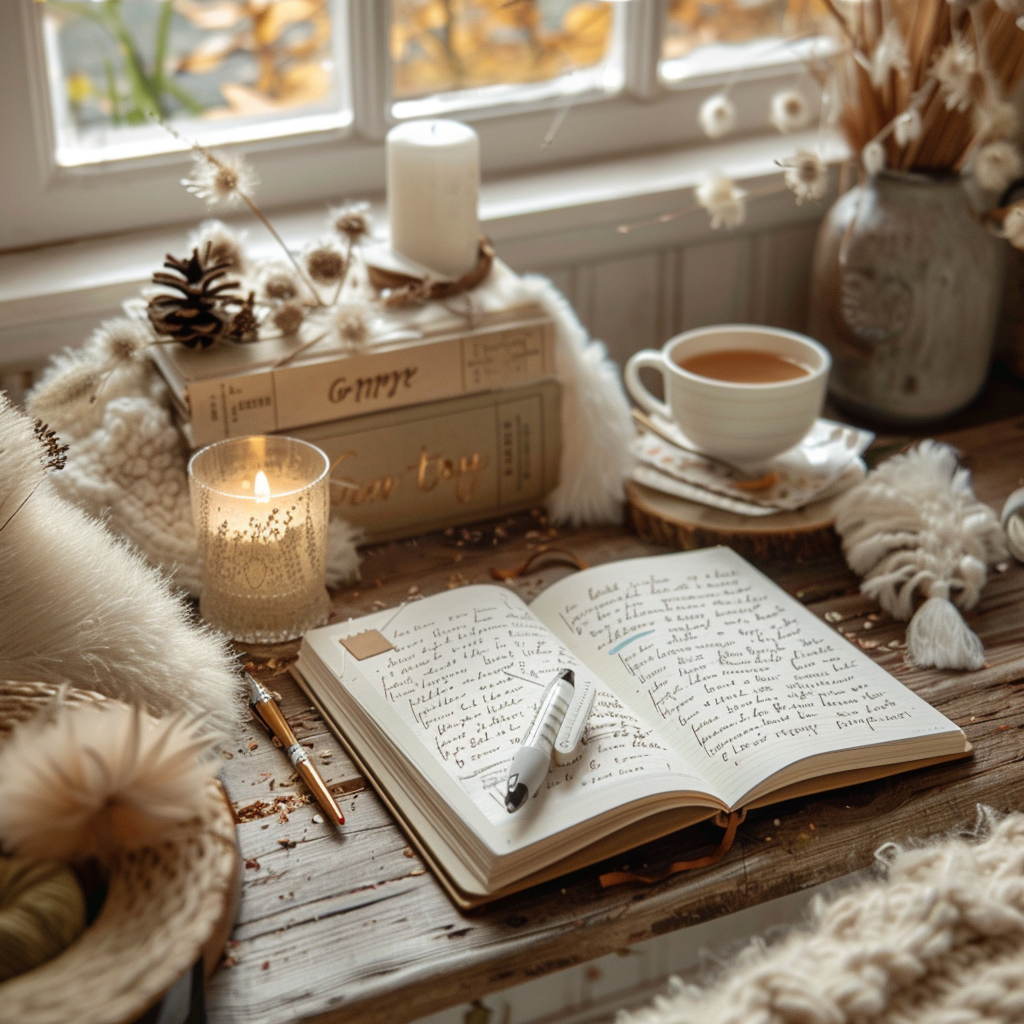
[208,415,1024,1024]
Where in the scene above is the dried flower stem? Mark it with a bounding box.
[820,0,857,50]
[616,180,792,235]
[0,424,67,536]
[235,190,326,308]
[0,485,44,536]
[273,331,329,368]
[541,102,573,150]
[163,123,326,307]
[328,238,356,307]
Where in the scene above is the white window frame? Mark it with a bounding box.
[1,0,828,253]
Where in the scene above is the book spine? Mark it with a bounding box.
[289,379,561,543]
[183,318,555,448]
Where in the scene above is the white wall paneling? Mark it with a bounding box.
[680,235,755,333]
[507,217,824,370]
[583,253,663,367]
[750,222,820,334]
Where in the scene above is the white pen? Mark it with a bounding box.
[504,668,575,813]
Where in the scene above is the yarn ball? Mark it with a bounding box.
[0,703,221,864]
[0,855,87,981]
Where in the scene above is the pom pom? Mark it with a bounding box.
[0,855,87,981]
[330,200,372,241]
[305,243,347,284]
[188,219,246,273]
[332,301,374,350]
[0,703,221,864]
[778,150,828,205]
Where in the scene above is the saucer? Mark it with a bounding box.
[632,417,874,516]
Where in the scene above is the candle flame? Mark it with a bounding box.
[254,470,271,503]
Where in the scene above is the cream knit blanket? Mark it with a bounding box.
[624,809,1024,1024]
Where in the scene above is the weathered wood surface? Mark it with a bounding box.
[208,415,1024,1024]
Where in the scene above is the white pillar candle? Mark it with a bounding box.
[188,436,331,643]
[386,119,480,280]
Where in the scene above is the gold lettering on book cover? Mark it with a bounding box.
[325,446,492,509]
[414,448,487,502]
[328,367,418,405]
[329,452,398,507]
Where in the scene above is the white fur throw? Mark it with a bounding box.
[0,393,242,730]
[520,274,636,527]
[832,441,1007,671]
[27,275,633,594]
[623,808,1024,1024]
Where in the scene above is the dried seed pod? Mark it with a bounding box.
[227,293,260,343]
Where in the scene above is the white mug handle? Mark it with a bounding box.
[624,350,672,421]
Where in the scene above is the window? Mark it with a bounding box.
[41,0,351,166]
[661,0,831,82]
[2,0,828,252]
[390,0,621,119]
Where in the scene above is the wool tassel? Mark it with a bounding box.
[905,581,985,671]
[833,441,1006,671]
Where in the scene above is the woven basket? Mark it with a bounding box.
[0,681,240,1024]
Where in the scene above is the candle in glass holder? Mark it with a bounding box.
[386,118,480,279]
[188,436,331,643]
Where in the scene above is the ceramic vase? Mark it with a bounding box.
[808,171,1005,424]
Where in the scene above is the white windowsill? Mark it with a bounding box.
[0,130,846,365]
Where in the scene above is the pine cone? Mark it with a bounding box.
[147,246,242,349]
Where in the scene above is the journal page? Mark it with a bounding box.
[303,585,716,855]
[532,548,964,809]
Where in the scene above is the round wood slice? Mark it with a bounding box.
[626,479,841,562]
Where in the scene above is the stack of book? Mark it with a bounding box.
[148,264,562,543]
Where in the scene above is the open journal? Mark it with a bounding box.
[293,547,969,907]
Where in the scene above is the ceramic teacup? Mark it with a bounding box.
[624,325,831,467]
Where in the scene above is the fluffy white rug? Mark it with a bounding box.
[0,393,242,730]
[624,808,1024,1024]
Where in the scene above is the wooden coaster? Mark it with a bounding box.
[626,479,841,562]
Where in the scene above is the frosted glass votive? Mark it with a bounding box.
[188,436,331,643]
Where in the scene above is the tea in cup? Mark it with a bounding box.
[624,325,831,466]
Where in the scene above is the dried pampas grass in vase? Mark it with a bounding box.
[808,0,1024,424]
[0,702,220,865]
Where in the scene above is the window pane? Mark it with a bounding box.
[39,0,349,166]
[662,0,831,79]
[391,0,617,107]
